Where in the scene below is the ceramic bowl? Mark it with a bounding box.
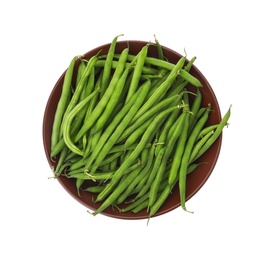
[43,40,222,219]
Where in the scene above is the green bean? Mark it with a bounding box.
[132,198,150,214]
[50,55,100,158]
[187,161,207,174]
[184,56,197,72]
[82,65,96,100]
[68,163,140,181]
[115,148,152,205]
[117,94,181,144]
[183,90,190,110]
[148,162,205,218]
[84,70,103,122]
[121,192,150,213]
[124,161,204,215]
[140,147,149,165]
[76,61,87,88]
[148,71,170,93]
[143,56,174,70]
[130,56,186,123]
[100,34,123,97]
[61,54,99,132]
[54,146,69,176]
[83,80,150,172]
[74,50,138,143]
[123,117,156,149]
[196,123,219,141]
[178,104,211,212]
[142,56,201,87]
[192,105,231,162]
[95,59,158,75]
[109,156,118,171]
[132,170,171,215]
[154,34,164,60]
[135,147,165,201]
[68,156,86,171]
[154,98,183,156]
[72,66,98,151]
[91,164,144,216]
[189,88,202,130]
[62,89,100,156]
[75,178,84,196]
[114,106,178,182]
[148,111,187,208]
[86,80,152,173]
[179,69,202,87]
[166,102,188,141]
[67,171,114,181]
[91,47,129,134]
[168,112,190,187]
[125,44,149,103]
[95,106,178,203]
[51,55,79,154]
[189,107,206,131]
[99,152,123,167]
[82,72,103,158]
[189,130,214,163]
[88,53,131,154]
[109,143,152,154]
[67,150,122,173]
[82,185,105,193]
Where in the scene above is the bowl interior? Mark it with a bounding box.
[43,40,222,219]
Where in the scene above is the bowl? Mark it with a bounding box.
[43,40,222,219]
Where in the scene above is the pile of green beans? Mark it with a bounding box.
[50,34,231,218]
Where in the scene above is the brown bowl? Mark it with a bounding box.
[43,40,222,219]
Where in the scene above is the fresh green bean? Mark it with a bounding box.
[95,106,178,204]
[125,44,149,103]
[154,111,178,156]
[76,61,87,89]
[168,112,190,187]
[62,89,100,156]
[154,34,164,60]
[91,47,129,134]
[192,105,231,161]
[189,88,202,130]
[178,104,211,212]
[189,130,214,163]
[83,80,150,172]
[130,56,186,123]
[147,161,207,218]
[51,55,79,154]
[95,59,159,75]
[119,106,179,179]
[123,117,156,149]
[74,50,138,143]
[50,55,100,158]
[92,164,144,216]
[149,111,187,208]
[61,54,99,132]
[115,148,153,205]
[135,147,165,201]
[54,146,69,176]
[196,123,219,141]
[108,143,152,154]
[100,34,123,96]
[117,94,181,144]
[82,185,105,193]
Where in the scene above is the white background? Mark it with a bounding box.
[1,0,266,259]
